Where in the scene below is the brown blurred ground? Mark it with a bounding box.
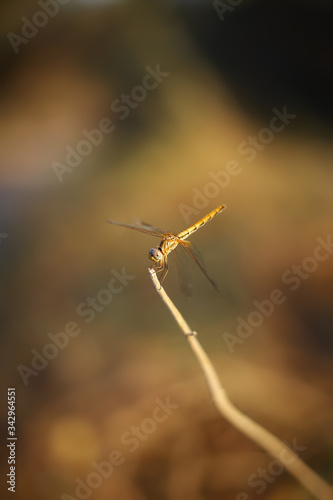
[0,1,333,499]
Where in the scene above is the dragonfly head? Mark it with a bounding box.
[149,247,163,263]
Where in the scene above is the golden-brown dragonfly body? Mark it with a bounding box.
[108,204,226,291]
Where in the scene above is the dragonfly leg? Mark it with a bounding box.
[156,258,168,284]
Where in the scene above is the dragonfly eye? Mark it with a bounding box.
[149,248,162,262]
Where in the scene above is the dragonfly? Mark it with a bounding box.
[107,204,226,292]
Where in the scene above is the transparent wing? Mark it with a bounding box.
[172,248,194,297]
[107,219,165,238]
[178,239,219,293]
[133,218,170,236]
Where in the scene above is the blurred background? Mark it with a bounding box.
[1,0,333,498]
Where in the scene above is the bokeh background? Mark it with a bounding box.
[1,1,333,499]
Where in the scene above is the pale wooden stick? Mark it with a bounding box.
[148,267,333,500]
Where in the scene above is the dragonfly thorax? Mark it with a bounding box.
[149,247,163,262]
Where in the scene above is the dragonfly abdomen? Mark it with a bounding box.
[177,204,226,240]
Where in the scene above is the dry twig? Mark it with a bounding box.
[148,267,333,500]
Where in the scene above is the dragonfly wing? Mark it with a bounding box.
[172,249,193,297]
[107,220,163,238]
[178,240,219,292]
[133,218,167,236]
[186,240,207,270]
